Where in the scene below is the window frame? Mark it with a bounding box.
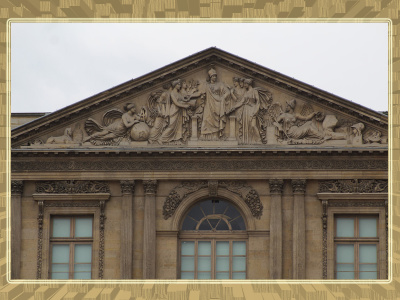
[49,215,94,279]
[179,238,248,280]
[334,214,379,279]
[326,205,386,279]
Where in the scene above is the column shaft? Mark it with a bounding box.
[292,179,306,279]
[269,179,283,279]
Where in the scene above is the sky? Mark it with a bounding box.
[11,22,389,113]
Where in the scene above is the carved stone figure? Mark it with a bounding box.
[198,68,231,140]
[147,85,170,144]
[84,103,141,145]
[46,128,73,144]
[363,129,386,144]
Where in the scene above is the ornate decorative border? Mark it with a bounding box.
[12,159,388,172]
[36,180,110,194]
[36,200,106,280]
[319,179,388,193]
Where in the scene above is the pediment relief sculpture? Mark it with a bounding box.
[18,65,387,149]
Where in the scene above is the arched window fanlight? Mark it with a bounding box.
[181,199,246,231]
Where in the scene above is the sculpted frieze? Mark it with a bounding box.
[36,180,110,194]
[318,179,388,193]
[18,66,386,149]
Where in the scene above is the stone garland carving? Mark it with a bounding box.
[269,179,284,194]
[291,179,306,194]
[13,159,388,172]
[11,180,24,194]
[163,181,208,219]
[120,180,135,194]
[321,199,387,279]
[319,179,388,193]
[143,180,158,194]
[162,180,263,219]
[36,200,44,279]
[36,180,110,194]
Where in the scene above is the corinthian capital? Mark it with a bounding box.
[291,179,307,194]
[143,180,158,195]
[11,180,24,195]
[269,179,284,194]
[120,180,135,194]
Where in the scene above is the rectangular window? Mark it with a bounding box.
[50,216,93,279]
[335,215,378,279]
[180,240,246,279]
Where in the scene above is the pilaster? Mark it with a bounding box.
[269,179,283,279]
[142,180,157,279]
[11,180,24,279]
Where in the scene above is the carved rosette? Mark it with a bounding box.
[319,179,388,193]
[120,180,135,194]
[11,180,24,195]
[36,180,110,194]
[291,179,306,194]
[143,180,158,195]
[208,180,218,196]
[269,179,284,194]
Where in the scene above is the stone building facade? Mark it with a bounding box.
[11,48,388,280]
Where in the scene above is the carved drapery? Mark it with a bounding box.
[319,179,388,193]
[36,180,110,194]
[162,180,263,220]
[11,180,24,194]
[120,180,135,194]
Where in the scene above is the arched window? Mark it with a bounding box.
[179,199,247,280]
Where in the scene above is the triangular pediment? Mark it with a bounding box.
[11,48,388,152]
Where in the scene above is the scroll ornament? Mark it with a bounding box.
[35,180,110,194]
[318,179,388,193]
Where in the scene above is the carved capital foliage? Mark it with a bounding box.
[269,179,284,194]
[35,180,110,194]
[319,179,388,193]
[208,180,218,196]
[143,180,158,195]
[120,180,135,194]
[291,179,306,194]
[162,180,263,220]
[11,180,24,195]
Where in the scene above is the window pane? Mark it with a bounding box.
[182,218,197,230]
[51,271,69,279]
[197,272,211,279]
[216,272,229,279]
[336,244,354,263]
[359,270,378,279]
[360,264,377,272]
[198,241,211,255]
[359,245,377,263]
[216,241,229,256]
[74,245,92,263]
[52,218,71,237]
[216,221,229,230]
[51,264,69,273]
[233,242,246,255]
[232,257,246,272]
[52,245,70,263]
[187,205,204,221]
[216,257,229,272]
[75,218,93,237]
[336,271,355,279]
[180,272,195,279]
[336,264,354,272]
[200,200,213,216]
[336,218,354,237]
[74,264,92,273]
[181,242,195,255]
[181,257,195,271]
[232,272,246,279]
[74,271,91,279]
[230,218,246,230]
[198,221,212,230]
[198,257,211,271]
[359,218,377,237]
[214,201,229,214]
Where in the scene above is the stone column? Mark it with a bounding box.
[291,179,306,279]
[11,180,23,279]
[142,180,157,279]
[120,180,135,279]
[269,179,283,279]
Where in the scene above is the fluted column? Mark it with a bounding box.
[269,179,283,279]
[142,180,157,279]
[292,179,306,279]
[11,180,23,279]
[120,180,135,279]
